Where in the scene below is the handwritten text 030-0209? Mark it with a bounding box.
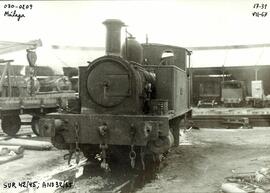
[4,4,33,10]
[3,4,33,21]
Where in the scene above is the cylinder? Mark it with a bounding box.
[103,19,125,56]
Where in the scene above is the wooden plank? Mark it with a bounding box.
[0,138,52,150]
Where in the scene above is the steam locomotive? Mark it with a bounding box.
[39,19,192,170]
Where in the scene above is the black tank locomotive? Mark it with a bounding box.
[39,19,192,170]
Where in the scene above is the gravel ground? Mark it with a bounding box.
[137,127,270,193]
[2,119,270,193]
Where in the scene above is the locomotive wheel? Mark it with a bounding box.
[108,145,131,165]
[1,115,21,136]
[143,153,163,173]
[172,126,180,147]
[31,116,40,136]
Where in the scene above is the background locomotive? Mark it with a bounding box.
[196,78,270,108]
[221,80,246,107]
[39,19,192,170]
[193,66,270,108]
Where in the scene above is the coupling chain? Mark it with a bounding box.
[74,122,80,164]
[129,144,136,168]
[129,125,136,168]
[100,144,109,171]
[98,124,110,171]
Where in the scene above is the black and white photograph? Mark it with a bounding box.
[1,0,270,192]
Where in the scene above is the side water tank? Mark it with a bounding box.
[121,37,143,64]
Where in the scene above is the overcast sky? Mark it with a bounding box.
[1,0,270,73]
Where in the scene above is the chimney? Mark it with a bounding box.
[103,19,125,56]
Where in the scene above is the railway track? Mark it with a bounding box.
[192,114,270,128]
